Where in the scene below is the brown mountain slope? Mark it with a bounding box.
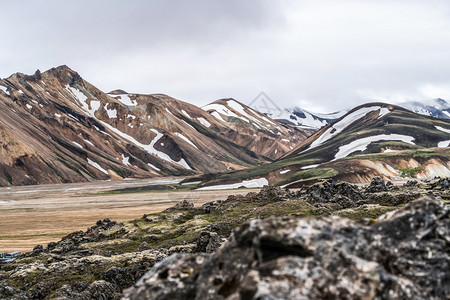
[0,66,310,186]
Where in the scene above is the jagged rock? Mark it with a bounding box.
[306,179,362,206]
[366,176,388,193]
[420,177,450,190]
[194,231,223,253]
[123,254,210,300]
[124,198,449,299]
[32,244,44,255]
[173,200,194,210]
[201,200,223,213]
[27,281,55,299]
[405,179,418,187]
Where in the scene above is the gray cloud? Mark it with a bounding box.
[1,0,450,112]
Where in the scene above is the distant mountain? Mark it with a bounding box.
[196,103,450,189]
[256,98,450,130]
[398,98,450,119]
[265,107,347,129]
[0,66,310,186]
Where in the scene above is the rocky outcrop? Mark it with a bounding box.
[1,178,448,299]
[124,198,449,299]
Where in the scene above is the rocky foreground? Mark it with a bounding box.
[0,177,449,299]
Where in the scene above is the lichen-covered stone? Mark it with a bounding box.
[124,198,449,300]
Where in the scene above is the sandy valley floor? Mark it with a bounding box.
[0,178,256,253]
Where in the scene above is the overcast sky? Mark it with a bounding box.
[1,0,450,112]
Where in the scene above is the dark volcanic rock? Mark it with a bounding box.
[305,179,363,208]
[123,198,450,299]
[366,176,389,192]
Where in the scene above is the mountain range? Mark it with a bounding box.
[0,66,310,186]
[196,102,450,189]
[256,98,450,129]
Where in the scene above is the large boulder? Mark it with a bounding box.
[124,198,449,299]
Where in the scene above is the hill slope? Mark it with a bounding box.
[0,66,309,186]
[197,103,450,189]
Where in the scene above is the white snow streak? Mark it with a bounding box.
[279,169,290,174]
[302,106,390,153]
[182,109,191,118]
[72,141,83,148]
[197,178,268,190]
[87,158,108,175]
[202,103,242,120]
[121,154,131,166]
[197,117,211,128]
[0,85,10,95]
[147,163,161,172]
[301,164,320,169]
[65,85,100,117]
[99,121,191,169]
[174,132,198,149]
[116,94,136,106]
[105,104,117,118]
[84,139,94,147]
[210,111,225,122]
[438,140,450,147]
[334,134,415,161]
[165,108,173,115]
[435,126,450,134]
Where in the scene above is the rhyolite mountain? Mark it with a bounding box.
[196,103,450,189]
[260,98,450,129]
[255,105,347,129]
[399,98,450,119]
[0,66,310,186]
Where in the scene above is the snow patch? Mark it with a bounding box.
[197,117,211,128]
[174,132,198,149]
[435,126,450,134]
[301,164,320,169]
[121,154,131,166]
[105,104,117,118]
[438,140,450,147]
[165,108,173,115]
[55,113,61,118]
[87,158,108,175]
[84,139,94,147]
[334,134,415,161]
[147,163,161,172]
[116,94,137,106]
[383,149,399,153]
[65,85,100,117]
[182,109,191,118]
[202,103,242,120]
[26,104,32,110]
[72,141,83,148]
[302,106,390,153]
[279,169,290,174]
[99,121,191,169]
[197,178,268,190]
[127,114,136,120]
[0,85,10,95]
[210,111,225,122]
